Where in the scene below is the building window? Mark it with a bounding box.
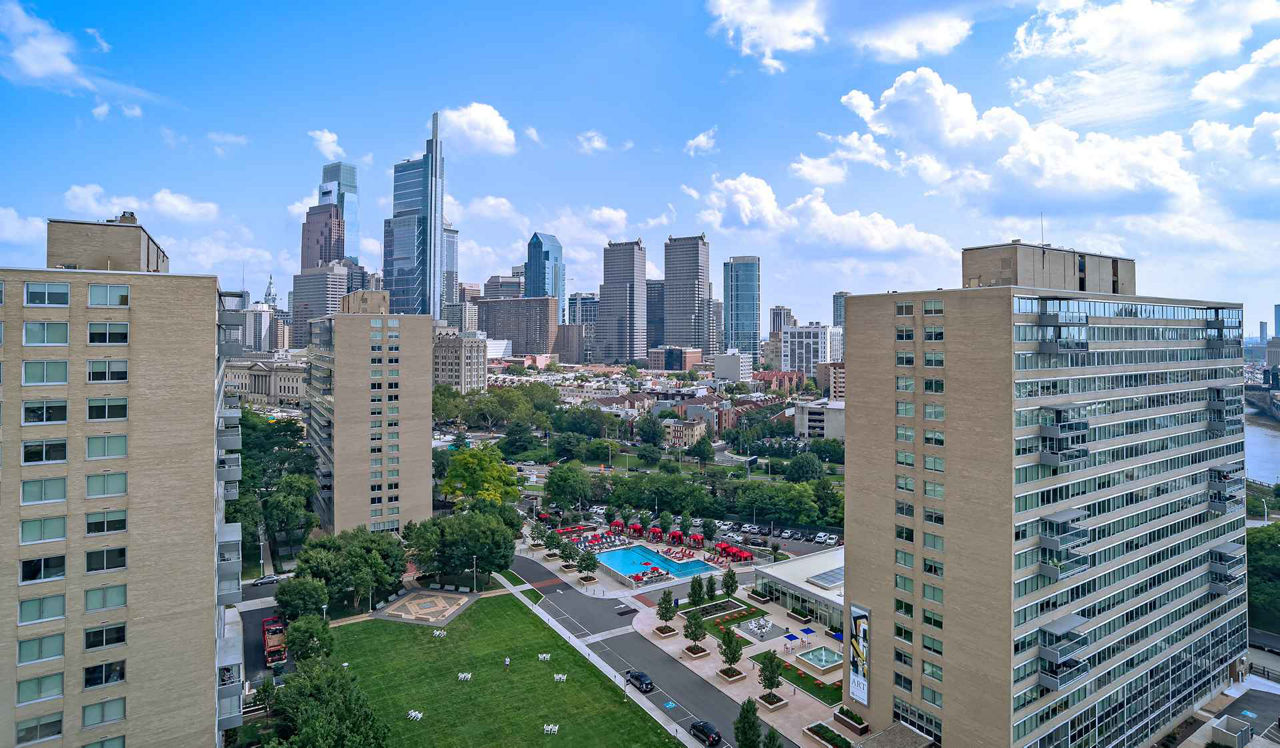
[895,648,914,667]
[18,633,64,665]
[895,574,914,593]
[895,599,914,618]
[15,712,62,746]
[82,698,125,728]
[84,661,126,689]
[924,455,945,473]
[25,282,70,306]
[895,450,915,467]
[86,473,128,498]
[88,284,130,307]
[923,583,944,603]
[20,517,66,544]
[922,634,943,656]
[923,609,943,629]
[895,525,915,542]
[23,321,69,346]
[84,624,126,651]
[85,585,126,612]
[88,322,130,345]
[17,673,62,705]
[924,404,945,421]
[895,550,914,568]
[923,558,944,577]
[83,737,125,748]
[22,439,67,465]
[894,623,913,643]
[20,554,65,583]
[923,300,944,316]
[23,360,69,385]
[86,548,127,573]
[895,401,915,418]
[923,378,944,393]
[924,430,945,446]
[895,376,915,392]
[924,325,944,341]
[894,672,913,693]
[23,399,67,424]
[87,435,127,460]
[924,508,944,526]
[922,684,943,707]
[21,477,66,505]
[896,351,915,366]
[18,594,64,624]
[88,360,128,382]
[923,532,944,551]
[896,326,914,341]
[895,475,915,493]
[895,302,914,316]
[895,500,915,518]
[895,426,914,442]
[87,397,128,421]
[86,511,128,535]
[924,352,944,368]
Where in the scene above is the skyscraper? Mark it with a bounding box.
[568,291,599,363]
[598,240,647,363]
[443,221,459,306]
[300,203,345,270]
[384,112,446,317]
[291,260,349,346]
[833,290,851,327]
[663,234,710,352]
[524,232,565,322]
[724,256,760,361]
[647,279,665,349]
[319,160,359,255]
[770,305,796,335]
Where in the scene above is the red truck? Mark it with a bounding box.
[263,616,287,672]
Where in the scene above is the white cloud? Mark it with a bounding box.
[160,126,186,148]
[646,260,664,280]
[64,184,142,217]
[444,194,464,222]
[680,184,701,200]
[706,0,826,73]
[120,103,141,117]
[359,152,373,166]
[788,188,954,257]
[84,28,109,53]
[307,129,345,159]
[287,191,318,221]
[1009,68,1184,128]
[360,237,381,254]
[91,101,108,120]
[684,126,718,156]
[0,2,82,83]
[158,230,273,273]
[440,102,517,155]
[588,206,628,234]
[0,206,44,243]
[856,14,971,62]
[1193,38,1280,109]
[577,130,609,154]
[208,131,248,156]
[150,188,218,222]
[465,195,531,235]
[789,154,847,185]
[701,172,797,230]
[641,203,678,228]
[621,139,635,151]
[524,126,542,144]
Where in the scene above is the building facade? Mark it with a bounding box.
[225,358,307,407]
[442,221,458,306]
[482,275,523,299]
[770,305,796,336]
[441,301,478,333]
[300,204,345,271]
[290,261,348,347]
[433,330,487,394]
[306,312,433,534]
[795,398,845,440]
[553,324,586,365]
[714,351,752,382]
[841,244,1247,748]
[663,235,710,353]
[384,112,446,317]
[646,280,665,350]
[833,291,850,328]
[598,240,646,364]
[661,418,707,449]
[474,296,559,355]
[568,292,598,364]
[318,161,358,258]
[817,361,846,399]
[781,323,840,378]
[524,232,565,323]
[724,256,760,362]
[647,345,702,372]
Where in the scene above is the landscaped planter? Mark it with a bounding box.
[544,552,560,560]
[787,610,813,624]
[529,543,545,550]
[718,666,746,683]
[560,563,577,571]
[684,645,711,659]
[833,709,870,735]
[748,589,771,603]
[802,722,853,748]
[756,692,790,712]
[655,625,679,639]
[578,575,597,585]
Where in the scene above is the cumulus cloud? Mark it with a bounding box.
[443,194,464,222]
[287,191,317,222]
[680,184,701,200]
[65,184,218,222]
[788,188,954,257]
[120,103,141,117]
[208,131,248,156]
[641,203,677,228]
[524,126,542,144]
[307,129,345,159]
[158,230,273,273]
[577,130,609,154]
[706,0,826,73]
[0,206,44,243]
[151,188,218,221]
[789,154,847,185]
[685,126,718,156]
[0,2,82,83]
[465,195,531,235]
[440,102,517,155]
[856,14,971,62]
[700,172,797,230]
[1193,38,1280,109]
[91,101,108,120]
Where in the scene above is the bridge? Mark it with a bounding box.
[1246,384,1280,421]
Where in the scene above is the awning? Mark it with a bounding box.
[1213,541,1245,556]
[1045,508,1088,523]
[1043,613,1088,636]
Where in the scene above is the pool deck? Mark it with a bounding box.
[597,545,718,579]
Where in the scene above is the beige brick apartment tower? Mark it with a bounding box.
[306,291,432,534]
[4,213,246,748]
[843,242,1247,747]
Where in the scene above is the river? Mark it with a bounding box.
[1246,409,1280,483]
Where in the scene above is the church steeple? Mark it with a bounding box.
[263,274,278,307]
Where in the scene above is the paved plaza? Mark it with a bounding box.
[377,591,471,627]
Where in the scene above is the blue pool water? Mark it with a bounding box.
[598,545,716,578]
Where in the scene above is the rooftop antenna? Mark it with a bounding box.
[1040,212,1045,245]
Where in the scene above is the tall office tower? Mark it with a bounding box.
[663,234,710,352]
[833,291,851,327]
[706,298,724,356]
[272,316,291,350]
[1274,305,1279,342]
[300,203,345,270]
[318,161,359,257]
[474,297,559,355]
[2,213,248,746]
[306,292,433,534]
[842,242,1246,748]
[568,292,599,364]
[340,257,372,293]
[367,272,383,291]
[384,112,446,316]
[647,280,665,349]
[441,301,478,332]
[780,322,838,378]
[442,221,459,306]
[724,256,761,362]
[433,330,488,394]
[770,305,796,335]
[245,302,275,352]
[458,282,483,304]
[598,240,647,364]
[483,274,523,299]
[524,232,565,323]
[291,260,349,347]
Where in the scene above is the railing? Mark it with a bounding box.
[1210,575,1246,595]
[1041,447,1089,468]
[1040,526,1089,552]
[1038,312,1089,326]
[1210,554,1246,576]
[1038,339,1090,354]
[1039,554,1090,582]
[1038,658,1090,690]
[1040,634,1087,664]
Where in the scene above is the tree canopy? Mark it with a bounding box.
[545,464,592,512]
[404,511,516,578]
[441,445,519,507]
[265,659,387,748]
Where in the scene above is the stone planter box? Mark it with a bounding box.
[684,645,711,660]
[578,575,597,585]
[802,722,852,748]
[756,693,790,712]
[825,629,842,642]
[530,543,545,550]
[655,625,679,639]
[748,589,771,603]
[717,667,747,683]
[560,564,577,572]
[787,610,813,624]
[833,711,869,735]
[544,552,559,560]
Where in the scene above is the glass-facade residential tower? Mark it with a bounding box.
[724,255,760,361]
[384,112,446,317]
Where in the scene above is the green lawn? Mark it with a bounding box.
[749,651,843,706]
[522,587,545,604]
[331,596,679,748]
[499,569,526,587]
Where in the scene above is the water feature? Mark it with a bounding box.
[797,645,843,674]
[1246,409,1280,483]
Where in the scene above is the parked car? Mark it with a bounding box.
[825,536,838,546]
[772,527,784,538]
[805,532,818,542]
[689,721,722,746]
[730,522,743,531]
[625,670,655,693]
[691,518,703,527]
[251,574,281,587]
[814,532,829,543]
[780,530,793,539]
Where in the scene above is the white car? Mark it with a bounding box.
[780,530,793,539]
[814,532,829,543]
[691,518,703,527]
[825,536,838,546]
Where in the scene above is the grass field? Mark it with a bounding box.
[499,569,526,586]
[522,587,545,603]
[331,596,679,747]
[750,651,843,706]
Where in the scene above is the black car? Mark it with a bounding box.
[625,670,654,693]
[772,527,784,537]
[689,721,722,746]
[804,532,817,542]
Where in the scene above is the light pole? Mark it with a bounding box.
[471,555,478,592]
[322,603,328,622]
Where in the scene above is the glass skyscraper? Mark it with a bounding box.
[384,112,446,317]
[524,232,565,322]
[723,255,760,361]
[319,161,359,254]
[443,221,459,305]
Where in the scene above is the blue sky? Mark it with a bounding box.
[2,0,1279,329]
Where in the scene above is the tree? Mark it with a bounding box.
[718,627,744,669]
[658,460,681,474]
[636,413,664,446]
[656,589,676,628]
[734,698,762,748]
[268,659,388,748]
[658,510,674,535]
[638,511,653,530]
[604,506,618,524]
[583,439,616,463]
[722,567,739,599]
[263,473,320,539]
[441,445,519,506]
[433,384,464,424]
[285,615,334,662]
[560,541,581,566]
[251,676,278,718]
[656,408,682,420]
[763,728,784,748]
[786,452,823,483]
[577,550,599,578]
[498,420,539,458]
[687,436,715,470]
[758,650,783,696]
[276,577,329,621]
[637,444,662,466]
[545,464,592,512]
[702,519,718,544]
[706,574,717,600]
[551,432,589,461]
[680,514,693,537]
[689,575,706,607]
[683,610,707,652]
[404,512,515,579]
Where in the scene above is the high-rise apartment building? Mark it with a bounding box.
[724,256,760,362]
[706,297,723,357]
[433,330,487,394]
[474,296,559,355]
[300,203,345,271]
[568,292,599,364]
[598,240,646,364]
[841,243,1247,748]
[306,298,433,534]
[781,322,840,378]
[833,291,851,328]
[646,280,665,349]
[524,232,565,323]
[770,305,796,336]
[441,302,478,333]
[290,261,349,347]
[3,214,247,747]
[384,112,446,317]
[483,275,523,299]
[442,221,459,306]
[663,234,710,353]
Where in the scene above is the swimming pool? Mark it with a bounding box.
[598,545,716,578]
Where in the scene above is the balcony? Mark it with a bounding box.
[1040,614,1089,664]
[1209,492,1245,515]
[223,481,239,503]
[217,425,242,451]
[1210,542,1246,576]
[1040,446,1089,468]
[217,691,244,731]
[1210,574,1247,596]
[1038,657,1091,691]
[220,394,242,425]
[218,334,244,359]
[216,607,245,729]
[1040,509,1090,552]
[1208,416,1243,435]
[1038,312,1089,326]
[1038,339,1090,355]
[1207,317,1241,330]
[217,454,242,483]
[1039,553,1091,582]
[218,308,246,327]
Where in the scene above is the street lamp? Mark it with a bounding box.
[322,603,328,622]
[471,555,478,592]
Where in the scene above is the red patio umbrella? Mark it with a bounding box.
[690,533,704,546]
[668,530,683,543]
[610,519,624,527]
